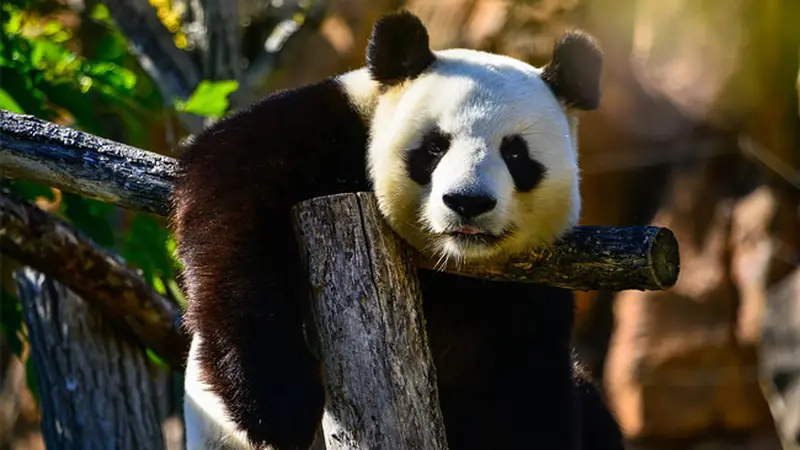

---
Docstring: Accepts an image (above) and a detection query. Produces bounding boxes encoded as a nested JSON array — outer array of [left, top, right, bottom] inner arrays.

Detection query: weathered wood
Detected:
[[1, 109, 680, 290], [14, 268, 173, 450], [0, 110, 177, 216], [292, 192, 449, 450], [0, 188, 188, 369], [414, 225, 680, 291]]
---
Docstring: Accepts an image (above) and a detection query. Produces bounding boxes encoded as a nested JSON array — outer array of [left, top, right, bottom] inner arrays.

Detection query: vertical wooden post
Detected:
[[292, 192, 449, 450]]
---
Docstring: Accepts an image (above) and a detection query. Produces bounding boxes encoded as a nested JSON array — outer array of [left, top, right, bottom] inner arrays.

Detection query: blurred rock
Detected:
[[603, 161, 778, 440]]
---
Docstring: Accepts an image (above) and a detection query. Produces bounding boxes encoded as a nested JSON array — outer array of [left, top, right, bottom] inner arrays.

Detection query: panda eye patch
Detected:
[[500, 134, 546, 193], [406, 128, 451, 185]]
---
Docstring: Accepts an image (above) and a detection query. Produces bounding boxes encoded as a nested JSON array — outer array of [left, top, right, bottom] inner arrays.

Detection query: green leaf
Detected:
[[0, 67, 51, 120], [0, 88, 23, 112], [122, 214, 175, 285], [28, 39, 64, 69], [61, 193, 116, 249], [88, 62, 137, 91], [0, 289, 24, 358], [167, 278, 186, 309], [25, 356, 39, 405], [7, 179, 55, 203], [89, 3, 113, 24], [175, 80, 239, 118], [2, 6, 23, 35], [146, 348, 168, 368]]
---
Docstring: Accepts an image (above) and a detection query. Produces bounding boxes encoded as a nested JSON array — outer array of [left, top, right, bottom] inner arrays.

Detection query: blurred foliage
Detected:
[[175, 80, 240, 118], [149, 0, 190, 49], [0, 0, 239, 390]]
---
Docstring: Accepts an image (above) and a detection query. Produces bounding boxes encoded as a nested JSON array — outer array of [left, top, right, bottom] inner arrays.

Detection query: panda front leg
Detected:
[[495, 285, 583, 450], [179, 208, 326, 450], [421, 275, 581, 449]]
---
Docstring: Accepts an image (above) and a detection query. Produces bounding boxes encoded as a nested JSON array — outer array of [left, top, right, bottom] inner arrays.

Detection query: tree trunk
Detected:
[[14, 268, 174, 450]]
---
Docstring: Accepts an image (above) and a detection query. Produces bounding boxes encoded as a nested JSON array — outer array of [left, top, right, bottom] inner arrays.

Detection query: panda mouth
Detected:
[[445, 227, 508, 245]]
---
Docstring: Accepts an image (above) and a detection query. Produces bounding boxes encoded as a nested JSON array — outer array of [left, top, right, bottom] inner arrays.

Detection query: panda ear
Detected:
[[366, 10, 436, 87], [541, 30, 603, 110]]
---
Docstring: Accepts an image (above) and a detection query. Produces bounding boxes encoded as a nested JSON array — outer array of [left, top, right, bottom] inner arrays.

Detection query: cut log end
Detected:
[[648, 226, 680, 290]]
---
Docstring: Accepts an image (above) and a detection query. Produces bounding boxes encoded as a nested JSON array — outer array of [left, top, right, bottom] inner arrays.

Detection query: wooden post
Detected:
[[292, 192, 449, 450]]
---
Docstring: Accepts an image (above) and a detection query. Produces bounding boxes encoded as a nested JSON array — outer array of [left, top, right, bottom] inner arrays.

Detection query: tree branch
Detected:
[[0, 109, 681, 291], [0, 110, 177, 216], [101, 0, 201, 100], [191, 0, 242, 81], [232, 2, 328, 107], [0, 188, 188, 369], [100, 0, 205, 133]]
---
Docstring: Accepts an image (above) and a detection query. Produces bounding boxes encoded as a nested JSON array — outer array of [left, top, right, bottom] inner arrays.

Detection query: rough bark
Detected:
[[14, 268, 172, 450], [292, 192, 449, 450], [414, 224, 679, 291], [0, 110, 178, 216], [0, 189, 188, 369], [190, 0, 241, 81]]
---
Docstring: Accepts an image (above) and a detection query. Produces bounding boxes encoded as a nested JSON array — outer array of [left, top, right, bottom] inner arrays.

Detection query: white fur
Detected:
[[364, 48, 581, 263], [184, 335, 254, 450]]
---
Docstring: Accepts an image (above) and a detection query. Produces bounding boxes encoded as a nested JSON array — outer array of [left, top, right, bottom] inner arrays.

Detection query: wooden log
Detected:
[[292, 192, 449, 450], [0, 188, 188, 369], [1, 109, 680, 291], [14, 268, 174, 450], [0, 110, 178, 216], [414, 225, 680, 291]]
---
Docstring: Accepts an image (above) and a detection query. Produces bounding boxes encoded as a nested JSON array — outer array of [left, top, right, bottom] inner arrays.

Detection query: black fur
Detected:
[[366, 10, 437, 86], [173, 78, 370, 449], [172, 11, 623, 450], [405, 127, 451, 185], [541, 30, 603, 110], [500, 134, 547, 192]]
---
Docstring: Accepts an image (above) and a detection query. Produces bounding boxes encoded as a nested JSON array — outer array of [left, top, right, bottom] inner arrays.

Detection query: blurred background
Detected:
[[0, 0, 798, 449]]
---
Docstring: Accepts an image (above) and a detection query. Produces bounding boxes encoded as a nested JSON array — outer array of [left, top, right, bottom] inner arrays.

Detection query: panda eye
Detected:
[[405, 128, 451, 186], [425, 133, 450, 155], [500, 134, 547, 193], [500, 135, 527, 160]]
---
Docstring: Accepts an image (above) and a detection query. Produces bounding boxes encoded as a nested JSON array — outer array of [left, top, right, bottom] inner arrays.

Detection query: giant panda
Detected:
[[172, 10, 624, 450]]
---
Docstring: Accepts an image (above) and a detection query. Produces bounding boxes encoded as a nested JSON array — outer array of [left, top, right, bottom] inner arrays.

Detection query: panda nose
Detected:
[[442, 193, 497, 218]]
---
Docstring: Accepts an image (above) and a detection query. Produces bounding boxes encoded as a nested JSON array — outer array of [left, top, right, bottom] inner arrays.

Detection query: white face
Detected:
[[358, 49, 581, 263]]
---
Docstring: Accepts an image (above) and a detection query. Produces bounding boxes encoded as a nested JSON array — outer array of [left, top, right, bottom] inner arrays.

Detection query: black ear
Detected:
[[541, 30, 603, 110], [366, 10, 436, 86]]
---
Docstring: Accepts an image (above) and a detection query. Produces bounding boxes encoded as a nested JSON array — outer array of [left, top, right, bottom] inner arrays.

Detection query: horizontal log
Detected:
[[0, 110, 177, 216], [413, 225, 679, 291]]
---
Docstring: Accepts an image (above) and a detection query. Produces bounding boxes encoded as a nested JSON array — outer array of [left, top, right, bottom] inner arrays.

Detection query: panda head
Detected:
[[361, 10, 603, 263]]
